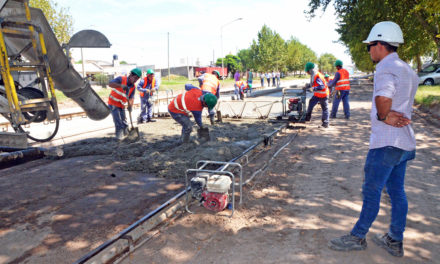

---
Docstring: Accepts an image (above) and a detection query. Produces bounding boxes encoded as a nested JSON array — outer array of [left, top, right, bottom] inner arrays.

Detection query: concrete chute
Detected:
[[0, 0, 110, 146]]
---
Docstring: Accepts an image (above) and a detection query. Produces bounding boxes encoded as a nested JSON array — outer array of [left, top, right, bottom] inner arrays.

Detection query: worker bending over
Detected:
[[235, 79, 247, 100], [168, 85, 218, 144], [304, 62, 330, 128], [198, 70, 221, 124], [328, 60, 351, 119], [108, 68, 141, 139], [137, 69, 159, 123]]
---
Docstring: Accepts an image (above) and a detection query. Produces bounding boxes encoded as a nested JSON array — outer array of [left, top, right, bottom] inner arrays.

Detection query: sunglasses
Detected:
[[366, 42, 379, 52]]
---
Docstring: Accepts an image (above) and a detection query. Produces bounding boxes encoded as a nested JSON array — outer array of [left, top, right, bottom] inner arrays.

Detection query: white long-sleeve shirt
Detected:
[[370, 52, 418, 151]]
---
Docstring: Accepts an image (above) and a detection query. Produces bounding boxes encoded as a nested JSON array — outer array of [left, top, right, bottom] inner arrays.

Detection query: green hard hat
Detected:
[[334, 60, 343, 67], [130, 68, 142, 78], [147, 69, 154, 75], [305, 62, 315, 72], [325, 74, 330, 78], [203, 93, 218, 110], [212, 70, 220, 78]]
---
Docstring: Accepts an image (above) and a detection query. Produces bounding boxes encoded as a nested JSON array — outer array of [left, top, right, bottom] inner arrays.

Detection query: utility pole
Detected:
[[167, 32, 170, 81], [187, 56, 190, 79]]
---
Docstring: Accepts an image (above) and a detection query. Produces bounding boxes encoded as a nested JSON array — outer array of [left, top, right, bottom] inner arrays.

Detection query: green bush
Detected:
[[95, 73, 110, 87]]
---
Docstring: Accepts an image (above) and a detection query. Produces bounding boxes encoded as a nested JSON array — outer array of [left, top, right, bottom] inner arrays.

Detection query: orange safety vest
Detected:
[[108, 76, 135, 108], [235, 80, 246, 90], [313, 72, 329, 98], [335, 68, 350, 91], [168, 88, 203, 116], [201, 73, 219, 95], [139, 76, 156, 97]]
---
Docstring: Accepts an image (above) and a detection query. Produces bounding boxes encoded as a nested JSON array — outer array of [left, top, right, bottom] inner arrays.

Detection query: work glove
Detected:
[[121, 84, 128, 92], [336, 90, 341, 99]]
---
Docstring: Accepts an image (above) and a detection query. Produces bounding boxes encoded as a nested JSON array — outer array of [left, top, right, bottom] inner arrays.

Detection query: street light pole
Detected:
[[221, 18, 243, 80]]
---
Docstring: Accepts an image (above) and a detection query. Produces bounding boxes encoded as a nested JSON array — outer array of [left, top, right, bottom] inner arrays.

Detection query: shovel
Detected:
[[197, 127, 210, 142], [126, 105, 140, 140]]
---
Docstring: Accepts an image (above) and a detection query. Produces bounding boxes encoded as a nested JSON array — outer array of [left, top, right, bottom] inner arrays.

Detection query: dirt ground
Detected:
[[0, 116, 279, 263], [119, 83, 440, 264]]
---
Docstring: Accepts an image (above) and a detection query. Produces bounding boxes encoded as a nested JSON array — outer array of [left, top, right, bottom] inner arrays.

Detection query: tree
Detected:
[[237, 48, 255, 71], [250, 25, 287, 72], [216, 55, 242, 76], [318, 53, 337, 73], [30, 0, 74, 44], [306, 0, 440, 71], [286, 37, 318, 75]]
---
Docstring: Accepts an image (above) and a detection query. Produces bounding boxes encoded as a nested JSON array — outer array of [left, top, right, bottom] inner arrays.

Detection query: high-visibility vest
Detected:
[[139, 76, 156, 97], [108, 76, 135, 108], [335, 68, 350, 91], [201, 73, 219, 95], [313, 72, 329, 98], [235, 80, 246, 91], [168, 88, 203, 115]]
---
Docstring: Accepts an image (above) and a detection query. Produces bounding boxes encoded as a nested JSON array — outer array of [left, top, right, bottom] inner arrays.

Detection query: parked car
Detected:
[[418, 63, 440, 76], [419, 67, 440, 86]]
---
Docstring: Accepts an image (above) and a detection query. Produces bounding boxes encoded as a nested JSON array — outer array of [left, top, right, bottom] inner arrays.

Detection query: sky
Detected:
[[56, 0, 353, 69]]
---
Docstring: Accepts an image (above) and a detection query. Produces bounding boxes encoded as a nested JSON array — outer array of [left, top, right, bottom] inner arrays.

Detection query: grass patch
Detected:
[[415, 85, 440, 107]]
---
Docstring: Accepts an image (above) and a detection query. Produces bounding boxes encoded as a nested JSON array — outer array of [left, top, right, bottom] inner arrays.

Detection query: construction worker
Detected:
[[168, 85, 218, 144], [137, 69, 159, 123], [304, 62, 330, 128], [199, 70, 221, 124], [328, 21, 418, 258], [108, 68, 142, 139], [235, 79, 247, 100], [328, 60, 351, 119], [324, 74, 331, 84], [196, 70, 205, 86]]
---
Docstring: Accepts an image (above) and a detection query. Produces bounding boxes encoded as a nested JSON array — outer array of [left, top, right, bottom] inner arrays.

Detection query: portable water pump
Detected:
[[287, 97, 303, 113], [276, 87, 307, 123], [191, 173, 232, 212]]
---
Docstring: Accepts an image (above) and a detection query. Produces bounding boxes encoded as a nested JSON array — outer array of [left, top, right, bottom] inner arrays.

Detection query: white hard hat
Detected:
[[363, 21, 404, 47]]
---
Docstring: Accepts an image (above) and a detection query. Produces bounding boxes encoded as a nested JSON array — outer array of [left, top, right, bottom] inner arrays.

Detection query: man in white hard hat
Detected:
[[328, 21, 419, 258]]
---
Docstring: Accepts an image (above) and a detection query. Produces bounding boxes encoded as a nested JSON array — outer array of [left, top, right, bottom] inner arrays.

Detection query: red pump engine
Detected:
[[202, 191, 228, 212], [191, 174, 232, 212]]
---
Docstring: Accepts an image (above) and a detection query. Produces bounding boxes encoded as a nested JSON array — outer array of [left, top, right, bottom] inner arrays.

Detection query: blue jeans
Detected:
[[234, 84, 240, 99], [351, 146, 416, 241], [169, 111, 192, 141], [331, 90, 350, 118], [109, 104, 128, 134], [306, 96, 329, 125], [261, 78, 264, 87], [140, 97, 153, 121]]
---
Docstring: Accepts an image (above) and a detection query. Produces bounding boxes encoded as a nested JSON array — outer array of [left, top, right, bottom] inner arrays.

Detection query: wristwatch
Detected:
[[376, 113, 387, 121]]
